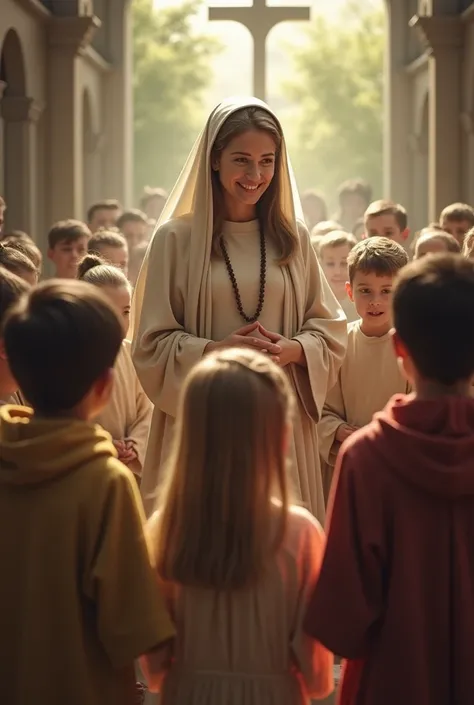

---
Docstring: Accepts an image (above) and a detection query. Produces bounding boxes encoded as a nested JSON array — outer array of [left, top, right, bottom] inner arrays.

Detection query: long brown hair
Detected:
[[211, 107, 298, 264], [150, 348, 294, 590]]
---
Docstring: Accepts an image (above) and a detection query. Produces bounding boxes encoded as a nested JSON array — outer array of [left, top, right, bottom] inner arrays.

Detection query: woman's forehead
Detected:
[[223, 129, 277, 155]]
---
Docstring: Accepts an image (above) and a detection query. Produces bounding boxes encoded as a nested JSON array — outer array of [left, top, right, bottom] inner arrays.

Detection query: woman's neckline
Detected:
[[222, 219, 260, 235]]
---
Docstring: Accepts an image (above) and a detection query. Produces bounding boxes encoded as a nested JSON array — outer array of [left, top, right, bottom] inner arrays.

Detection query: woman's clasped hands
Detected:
[[206, 322, 303, 367]]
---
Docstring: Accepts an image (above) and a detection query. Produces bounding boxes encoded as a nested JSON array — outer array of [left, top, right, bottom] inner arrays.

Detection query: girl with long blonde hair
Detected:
[[132, 97, 347, 522], [141, 348, 333, 705]]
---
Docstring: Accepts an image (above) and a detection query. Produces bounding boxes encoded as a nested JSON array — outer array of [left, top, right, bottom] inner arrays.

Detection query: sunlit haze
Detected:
[[152, 0, 367, 112]]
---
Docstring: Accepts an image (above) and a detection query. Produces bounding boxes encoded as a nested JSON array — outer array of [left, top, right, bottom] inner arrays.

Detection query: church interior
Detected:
[[0, 0, 132, 254], [2, 0, 474, 241]]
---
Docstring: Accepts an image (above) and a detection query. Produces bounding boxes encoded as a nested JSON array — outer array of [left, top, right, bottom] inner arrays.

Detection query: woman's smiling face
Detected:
[[214, 129, 277, 221]]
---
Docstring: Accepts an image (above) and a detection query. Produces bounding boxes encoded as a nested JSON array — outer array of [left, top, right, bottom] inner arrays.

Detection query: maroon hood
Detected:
[[368, 394, 474, 498]]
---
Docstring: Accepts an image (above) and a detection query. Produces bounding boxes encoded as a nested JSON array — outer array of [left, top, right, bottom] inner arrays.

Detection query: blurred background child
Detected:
[[317, 231, 358, 323], [78, 254, 152, 482], [439, 202, 474, 248], [414, 230, 460, 259], [88, 230, 129, 275]]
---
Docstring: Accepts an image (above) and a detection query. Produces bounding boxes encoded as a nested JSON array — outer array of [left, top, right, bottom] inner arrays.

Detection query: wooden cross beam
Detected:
[[208, 0, 311, 101]]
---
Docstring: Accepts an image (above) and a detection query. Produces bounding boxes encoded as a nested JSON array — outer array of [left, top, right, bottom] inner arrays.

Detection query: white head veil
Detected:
[[131, 96, 306, 339]]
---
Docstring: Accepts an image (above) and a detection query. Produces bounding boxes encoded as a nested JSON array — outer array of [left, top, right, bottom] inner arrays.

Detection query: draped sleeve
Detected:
[[132, 217, 212, 418], [289, 223, 347, 423], [318, 377, 347, 465]]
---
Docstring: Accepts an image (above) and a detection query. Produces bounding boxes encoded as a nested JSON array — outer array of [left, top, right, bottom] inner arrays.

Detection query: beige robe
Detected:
[[150, 505, 333, 705], [95, 340, 152, 477], [319, 319, 409, 476], [133, 217, 347, 521]]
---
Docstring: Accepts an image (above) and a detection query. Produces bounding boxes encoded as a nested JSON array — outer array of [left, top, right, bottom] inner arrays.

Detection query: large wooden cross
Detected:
[[208, 0, 311, 102]]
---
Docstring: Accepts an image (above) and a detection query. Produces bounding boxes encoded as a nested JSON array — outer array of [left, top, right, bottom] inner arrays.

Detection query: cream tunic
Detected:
[[319, 319, 410, 467], [95, 340, 152, 477], [152, 506, 333, 705], [133, 217, 347, 521]]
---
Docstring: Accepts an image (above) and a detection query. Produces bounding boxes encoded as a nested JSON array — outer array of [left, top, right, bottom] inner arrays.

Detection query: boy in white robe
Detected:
[[319, 237, 409, 498], [316, 231, 359, 324]]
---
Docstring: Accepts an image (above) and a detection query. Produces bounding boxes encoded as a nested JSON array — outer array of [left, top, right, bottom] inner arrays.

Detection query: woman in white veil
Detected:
[[132, 96, 347, 521]]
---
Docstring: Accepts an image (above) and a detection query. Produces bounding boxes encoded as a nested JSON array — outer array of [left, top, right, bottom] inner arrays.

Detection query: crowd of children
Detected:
[[1, 184, 474, 705]]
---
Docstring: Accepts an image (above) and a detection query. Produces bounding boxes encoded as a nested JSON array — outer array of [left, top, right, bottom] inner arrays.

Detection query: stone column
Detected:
[[102, 0, 133, 206], [460, 111, 474, 204], [384, 0, 411, 207], [1, 97, 43, 238], [83, 130, 105, 217], [408, 131, 429, 232], [411, 15, 463, 221], [47, 15, 99, 224]]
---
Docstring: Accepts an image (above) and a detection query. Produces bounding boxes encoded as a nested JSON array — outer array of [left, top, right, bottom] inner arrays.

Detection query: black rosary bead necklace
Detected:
[[219, 228, 267, 324]]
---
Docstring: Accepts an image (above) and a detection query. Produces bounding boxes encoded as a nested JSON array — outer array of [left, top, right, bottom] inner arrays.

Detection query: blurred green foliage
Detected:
[[133, 0, 221, 199]]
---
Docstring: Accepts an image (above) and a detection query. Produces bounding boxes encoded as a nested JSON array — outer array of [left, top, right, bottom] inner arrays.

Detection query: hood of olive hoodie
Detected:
[[369, 394, 474, 498], [0, 405, 117, 485]]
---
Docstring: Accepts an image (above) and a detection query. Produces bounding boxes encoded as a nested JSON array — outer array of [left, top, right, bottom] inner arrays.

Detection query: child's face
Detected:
[[97, 245, 129, 276], [441, 218, 471, 247], [366, 214, 408, 246], [122, 221, 147, 249], [347, 270, 395, 336], [89, 207, 120, 233], [48, 236, 88, 278], [101, 284, 131, 337], [320, 245, 351, 301]]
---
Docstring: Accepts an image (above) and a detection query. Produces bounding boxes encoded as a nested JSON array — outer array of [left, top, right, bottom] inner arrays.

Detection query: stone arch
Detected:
[[0, 29, 28, 228], [0, 28, 27, 98]]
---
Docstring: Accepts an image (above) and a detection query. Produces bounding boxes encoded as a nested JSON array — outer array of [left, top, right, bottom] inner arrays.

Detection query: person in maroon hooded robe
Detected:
[[304, 254, 474, 705]]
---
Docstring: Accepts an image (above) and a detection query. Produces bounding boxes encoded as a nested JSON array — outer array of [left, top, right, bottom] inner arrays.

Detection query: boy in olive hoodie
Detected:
[[0, 280, 175, 705]]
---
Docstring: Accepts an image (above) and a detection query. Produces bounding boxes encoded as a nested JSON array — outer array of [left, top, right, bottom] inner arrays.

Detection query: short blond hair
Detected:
[[88, 229, 127, 259], [318, 230, 357, 258], [348, 236, 408, 284], [364, 199, 408, 232], [440, 202, 474, 227], [311, 220, 342, 239], [414, 232, 461, 259]]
